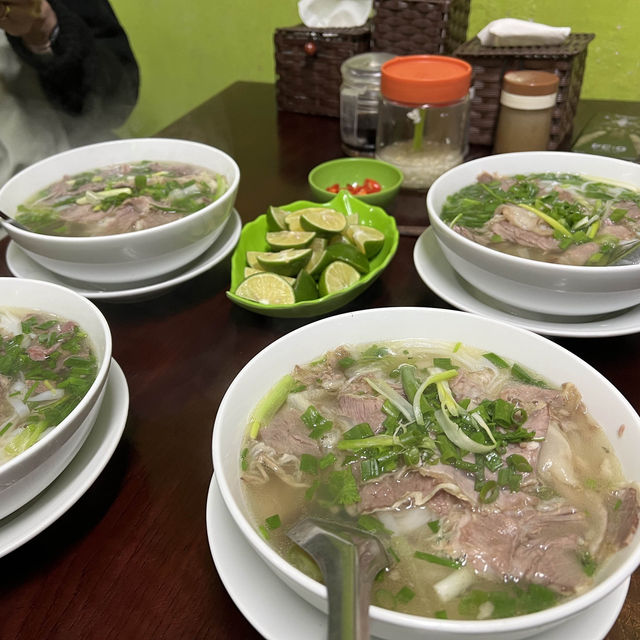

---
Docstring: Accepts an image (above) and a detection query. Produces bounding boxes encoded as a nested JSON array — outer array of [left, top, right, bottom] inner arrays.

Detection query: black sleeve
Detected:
[[7, 0, 139, 130]]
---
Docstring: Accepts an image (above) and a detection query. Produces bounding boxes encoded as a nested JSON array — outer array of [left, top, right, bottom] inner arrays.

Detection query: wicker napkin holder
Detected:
[[371, 0, 470, 55], [453, 33, 595, 149], [274, 24, 371, 117]]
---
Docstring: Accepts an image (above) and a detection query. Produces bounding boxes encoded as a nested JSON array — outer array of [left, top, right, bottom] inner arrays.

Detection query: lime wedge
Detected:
[[318, 260, 361, 296], [293, 269, 319, 302], [244, 266, 294, 284], [304, 237, 329, 275], [266, 206, 289, 231], [325, 243, 369, 274], [300, 207, 347, 235], [345, 225, 385, 258], [285, 211, 304, 231], [246, 251, 273, 268], [244, 266, 264, 278], [256, 248, 312, 276], [235, 272, 296, 305], [266, 230, 316, 250], [329, 234, 351, 246]]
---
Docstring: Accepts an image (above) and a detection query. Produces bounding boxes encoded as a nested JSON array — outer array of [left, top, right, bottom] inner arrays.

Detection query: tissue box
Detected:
[[371, 0, 470, 56], [274, 24, 371, 117], [453, 33, 595, 148]]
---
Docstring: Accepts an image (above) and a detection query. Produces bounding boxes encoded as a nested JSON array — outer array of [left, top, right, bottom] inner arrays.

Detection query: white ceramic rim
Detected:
[[0, 137, 240, 245], [0, 278, 112, 475], [212, 306, 640, 635], [426, 151, 640, 279]]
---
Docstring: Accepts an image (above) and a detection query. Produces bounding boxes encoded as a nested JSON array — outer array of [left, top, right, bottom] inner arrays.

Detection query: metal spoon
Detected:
[[287, 518, 390, 640], [0, 209, 30, 232], [608, 239, 640, 265]]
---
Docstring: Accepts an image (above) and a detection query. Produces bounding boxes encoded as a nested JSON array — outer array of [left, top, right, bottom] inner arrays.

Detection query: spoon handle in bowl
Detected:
[[288, 518, 389, 640]]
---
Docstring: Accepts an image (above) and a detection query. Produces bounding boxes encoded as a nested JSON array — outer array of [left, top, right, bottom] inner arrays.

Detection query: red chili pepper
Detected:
[[326, 178, 384, 195], [364, 178, 382, 193]]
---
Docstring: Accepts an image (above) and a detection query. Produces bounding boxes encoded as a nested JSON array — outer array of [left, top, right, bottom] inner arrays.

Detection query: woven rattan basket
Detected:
[[371, 0, 470, 55], [274, 24, 371, 117], [453, 33, 595, 148]]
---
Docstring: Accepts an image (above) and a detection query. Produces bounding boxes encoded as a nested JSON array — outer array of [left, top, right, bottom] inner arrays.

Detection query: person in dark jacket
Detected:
[[0, 0, 139, 183]]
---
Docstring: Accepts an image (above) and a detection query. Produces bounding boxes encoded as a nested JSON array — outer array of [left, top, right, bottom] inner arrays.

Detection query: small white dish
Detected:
[[0, 359, 128, 558], [206, 474, 629, 640], [414, 228, 640, 338], [6, 209, 241, 302]]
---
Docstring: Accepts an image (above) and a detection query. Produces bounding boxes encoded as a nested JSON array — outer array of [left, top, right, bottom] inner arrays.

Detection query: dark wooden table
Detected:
[[1, 82, 638, 639]]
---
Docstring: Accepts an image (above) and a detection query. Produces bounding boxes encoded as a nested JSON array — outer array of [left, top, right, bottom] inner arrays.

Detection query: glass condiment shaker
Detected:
[[375, 55, 472, 190], [493, 70, 559, 154], [340, 51, 395, 157]]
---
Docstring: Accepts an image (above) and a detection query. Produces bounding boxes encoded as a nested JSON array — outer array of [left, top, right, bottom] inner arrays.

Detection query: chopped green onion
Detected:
[[435, 410, 496, 454], [483, 352, 509, 368], [319, 453, 336, 469], [414, 551, 462, 569], [478, 480, 499, 504], [396, 586, 416, 604], [366, 377, 414, 422], [249, 374, 297, 438], [343, 423, 374, 440], [265, 514, 281, 530], [300, 453, 318, 475]]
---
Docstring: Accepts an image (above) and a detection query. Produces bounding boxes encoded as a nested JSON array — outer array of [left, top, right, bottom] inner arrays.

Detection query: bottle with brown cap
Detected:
[[493, 70, 559, 153]]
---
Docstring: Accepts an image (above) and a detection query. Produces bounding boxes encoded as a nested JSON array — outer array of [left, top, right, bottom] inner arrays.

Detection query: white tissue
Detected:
[[477, 18, 571, 47], [298, 0, 373, 29]]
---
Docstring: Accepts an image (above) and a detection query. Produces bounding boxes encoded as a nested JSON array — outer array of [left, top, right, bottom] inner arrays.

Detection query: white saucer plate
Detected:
[[206, 474, 629, 640], [0, 359, 128, 558], [414, 228, 640, 338], [6, 209, 242, 302]]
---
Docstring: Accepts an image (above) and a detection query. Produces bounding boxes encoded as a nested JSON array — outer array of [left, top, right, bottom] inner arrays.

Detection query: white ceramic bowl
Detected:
[[426, 152, 640, 317], [212, 307, 640, 640], [0, 278, 112, 518], [0, 138, 240, 285]]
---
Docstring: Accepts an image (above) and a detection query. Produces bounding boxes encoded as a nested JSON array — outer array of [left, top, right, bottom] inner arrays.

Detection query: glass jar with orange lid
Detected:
[[375, 55, 472, 190]]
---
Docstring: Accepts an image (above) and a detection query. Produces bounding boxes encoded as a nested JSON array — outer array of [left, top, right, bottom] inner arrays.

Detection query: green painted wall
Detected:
[[110, 1, 640, 138]]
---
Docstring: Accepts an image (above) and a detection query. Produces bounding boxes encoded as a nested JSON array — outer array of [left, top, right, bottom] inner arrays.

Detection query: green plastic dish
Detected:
[[227, 191, 399, 318], [308, 157, 403, 208]]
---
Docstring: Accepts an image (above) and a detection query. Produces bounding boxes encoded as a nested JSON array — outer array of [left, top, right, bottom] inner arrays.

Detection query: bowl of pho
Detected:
[[426, 152, 640, 317], [0, 138, 240, 286], [0, 278, 112, 519], [212, 307, 640, 640]]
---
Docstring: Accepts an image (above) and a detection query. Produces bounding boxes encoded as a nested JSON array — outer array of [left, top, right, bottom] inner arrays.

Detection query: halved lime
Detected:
[[246, 251, 273, 268], [345, 225, 385, 258], [266, 230, 316, 250], [300, 208, 347, 235], [318, 260, 361, 297], [235, 272, 295, 305], [256, 248, 312, 276], [266, 206, 289, 231], [325, 243, 369, 274], [293, 269, 319, 302]]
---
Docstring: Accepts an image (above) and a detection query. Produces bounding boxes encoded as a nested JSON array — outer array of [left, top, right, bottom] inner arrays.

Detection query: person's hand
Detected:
[[0, 0, 57, 52]]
